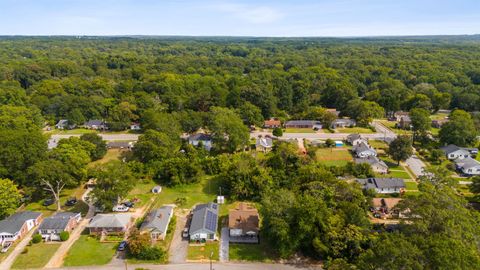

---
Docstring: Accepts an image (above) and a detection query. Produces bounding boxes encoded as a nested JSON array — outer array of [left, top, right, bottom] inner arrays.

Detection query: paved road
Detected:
[[169, 213, 188, 264], [51, 262, 321, 270], [220, 227, 229, 262], [45, 189, 95, 268], [0, 226, 37, 270]]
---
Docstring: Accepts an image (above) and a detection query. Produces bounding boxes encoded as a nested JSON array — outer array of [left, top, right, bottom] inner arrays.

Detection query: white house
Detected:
[[0, 211, 42, 246], [357, 178, 405, 194], [441, 145, 474, 160], [130, 122, 141, 131], [189, 203, 218, 242], [188, 133, 213, 151], [346, 134, 368, 146], [455, 157, 480, 176], [353, 142, 377, 158], [256, 137, 273, 153]]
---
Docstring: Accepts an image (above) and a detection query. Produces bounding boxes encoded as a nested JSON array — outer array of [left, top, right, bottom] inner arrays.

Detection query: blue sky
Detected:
[[0, 0, 479, 36]]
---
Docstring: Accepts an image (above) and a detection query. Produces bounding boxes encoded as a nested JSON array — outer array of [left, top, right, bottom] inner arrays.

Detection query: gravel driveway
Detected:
[[169, 214, 188, 264], [220, 227, 229, 262]]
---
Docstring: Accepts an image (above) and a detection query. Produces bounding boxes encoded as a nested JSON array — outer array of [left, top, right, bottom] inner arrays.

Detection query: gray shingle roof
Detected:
[[39, 212, 80, 231], [0, 211, 42, 234], [354, 156, 388, 168], [85, 120, 105, 126], [88, 214, 131, 229], [189, 133, 212, 142], [357, 178, 405, 190], [455, 157, 480, 170], [140, 206, 173, 234], [441, 144, 464, 155], [285, 120, 322, 126], [256, 137, 273, 148], [353, 142, 376, 154], [346, 133, 362, 143], [189, 203, 218, 235]]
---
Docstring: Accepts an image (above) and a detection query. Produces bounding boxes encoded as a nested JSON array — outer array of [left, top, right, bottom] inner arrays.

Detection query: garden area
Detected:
[[63, 234, 118, 266], [316, 147, 353, 166], [12, 243, 60, 269], [187, 242, 219, 261]]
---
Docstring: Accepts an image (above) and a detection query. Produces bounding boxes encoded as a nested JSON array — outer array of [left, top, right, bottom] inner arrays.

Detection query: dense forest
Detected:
[[1, 37, 480, 269]]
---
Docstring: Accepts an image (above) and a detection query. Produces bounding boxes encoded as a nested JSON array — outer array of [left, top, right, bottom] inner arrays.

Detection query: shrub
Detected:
[[32, 234, 42, 244], [59, 231, 70, 241], [137, 246, 166, 260], [21, 248, 28, 254], [272, 127, 283, 137]]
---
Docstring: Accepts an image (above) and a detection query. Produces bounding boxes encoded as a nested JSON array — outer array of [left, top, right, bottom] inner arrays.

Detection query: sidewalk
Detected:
[[0, 227, 36, 270]]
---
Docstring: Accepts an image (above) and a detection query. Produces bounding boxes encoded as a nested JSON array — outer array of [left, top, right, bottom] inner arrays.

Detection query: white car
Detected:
[[1, 242, 12, 253], [112, 205, 130, 212]]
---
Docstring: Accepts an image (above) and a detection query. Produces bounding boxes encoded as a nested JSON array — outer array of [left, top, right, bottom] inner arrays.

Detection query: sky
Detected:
[[0, 0, 479, 37]]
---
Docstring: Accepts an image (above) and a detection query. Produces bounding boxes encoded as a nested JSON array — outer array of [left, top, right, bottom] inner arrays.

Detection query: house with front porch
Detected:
[[189, 203, 218, 242], [38, 212, 81, 241], [0, 211, 42, 246], [87, 214, 132, 235], [140, 206, 173, 241]]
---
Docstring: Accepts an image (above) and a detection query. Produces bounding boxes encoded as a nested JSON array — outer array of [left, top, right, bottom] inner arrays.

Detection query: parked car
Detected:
[[65, 197, 77, 206], [182, 228, 189, 238], [1, 242, 12, 253], [123, 201, 134, 208], [112, 205, 130, 212], [118, 241, 127, 251], [43, 198, 55, 206]]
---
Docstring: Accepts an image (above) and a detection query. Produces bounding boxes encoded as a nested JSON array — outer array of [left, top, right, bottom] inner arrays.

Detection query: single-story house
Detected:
[[455, 157, 480, 176], [189, 203, 218, 242], [0, 211, 42, 245], [431, 119, 449, 128], [393, 111, 409, 122], [130, 122, 141, 130], [87, 214, 132, 235], [284, 120, 322, 130], [256, 137, 273, 153], [355, 156, 389, 174], [441, 144, 477, 160], [330, 118, 356, 129], [140, 206, 173, 241], [107, 141, 134, 150], [326, 108, 341, 117], [372, 198, 403, 212], [357, 178, 405, 194], [38, 212, 81, 241], [397, 115, 412, 129], [263, 118, 281, 128], [228, 203, 259, 243], [346, 134, 368, 146], [352, 142, 377, 158], [84, 120, 108, 130], [188, 133, 213, 151], [55, 119, 69, 129]]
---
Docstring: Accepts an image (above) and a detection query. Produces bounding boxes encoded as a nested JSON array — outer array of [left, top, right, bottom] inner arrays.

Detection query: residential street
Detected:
[[44, 188, 95, 268], [169, 213, 188, 264], [51, 262, 321, 270], [0, 226, 36, 270], [220, 227, 229, 262]]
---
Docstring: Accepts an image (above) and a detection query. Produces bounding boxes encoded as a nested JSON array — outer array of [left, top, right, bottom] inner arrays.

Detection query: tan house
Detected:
[[228, 203, 259, 243], [264, 118, 281, 128], [87, 214, 132, 235]]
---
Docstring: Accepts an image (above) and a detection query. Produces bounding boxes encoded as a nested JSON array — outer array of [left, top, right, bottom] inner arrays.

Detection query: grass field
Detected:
[[378, 120, 413, 135], [430, 112, 449, 120], [88, 149, 125, 168], [24, 185, 89, 217], [229, 242, 276, 262], [187, 242, 219, 261], [63, 235, 118, 266], [152, 177, 221, 210], [12, 243, 61, 269], [369, 140, 388, 150], [284, 128, 315, 133], [404, 181, 419, 191], [316, 147, 353, 166], [337, 127, 374, 134]]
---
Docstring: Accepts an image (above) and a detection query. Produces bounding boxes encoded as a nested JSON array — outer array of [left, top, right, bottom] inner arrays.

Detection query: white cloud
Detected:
[[214, 2, 284, 24]]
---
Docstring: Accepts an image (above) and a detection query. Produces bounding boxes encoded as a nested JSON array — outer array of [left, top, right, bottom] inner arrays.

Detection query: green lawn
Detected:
[[404, 181, 419, 191], [378, 120, 413, 135], [316, 147, 353, 166], [12, 243, 60, 269], [46, 128, 97, 135], [88, 149, 124, 168], [369, 140, 388, 150], [153, 177, 220, 210], [383, 170, 412, 180], [284, 128, 315, 133], [430, 112, 449, 121], [24, 185, 88, 217], [337, 127, 374, 134], [229, 242, 276, 262], [187, 242, 219, 261], [63, 235, 118, 266]]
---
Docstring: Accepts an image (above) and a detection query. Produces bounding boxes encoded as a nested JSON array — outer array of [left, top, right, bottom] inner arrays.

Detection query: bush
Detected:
[[272, 127, 283, 137], [32, 234, 42, 244], [21, 248, 28, 254], [137, 246, 166, 260], [59, 231, 70, 241]]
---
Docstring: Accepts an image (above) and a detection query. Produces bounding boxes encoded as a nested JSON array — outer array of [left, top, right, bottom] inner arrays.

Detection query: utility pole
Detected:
[[210, 251, 214, 270]]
